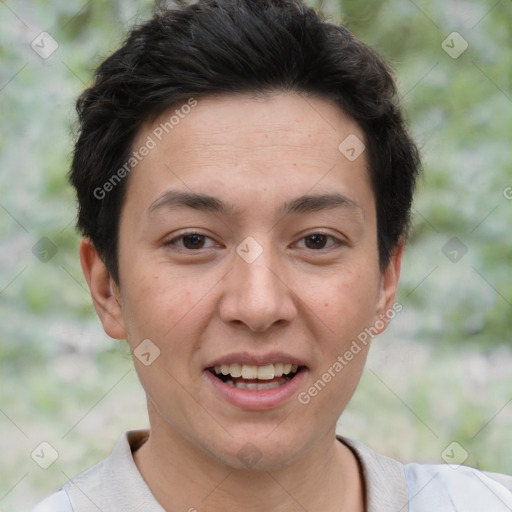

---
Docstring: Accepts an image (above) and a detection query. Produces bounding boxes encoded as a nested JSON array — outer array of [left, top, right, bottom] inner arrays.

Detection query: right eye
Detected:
[[165, 232, 217, 251]]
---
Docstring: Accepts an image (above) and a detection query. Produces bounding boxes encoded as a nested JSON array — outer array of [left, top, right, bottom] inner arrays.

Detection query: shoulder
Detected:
[[340, 436, 512, 511], [30, 490, 73, 512], [30, 430, 147, 512], [31, 430, 162, 512], [405, 462, 512, 511]]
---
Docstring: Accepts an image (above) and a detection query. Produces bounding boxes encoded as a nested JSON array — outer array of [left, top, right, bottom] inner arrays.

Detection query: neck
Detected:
[[134, 408, 364, 511]]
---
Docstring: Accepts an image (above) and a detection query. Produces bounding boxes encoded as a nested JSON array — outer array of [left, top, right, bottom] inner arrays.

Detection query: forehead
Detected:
[[153, 91, 364, 152], [124, 92, 372, 220]]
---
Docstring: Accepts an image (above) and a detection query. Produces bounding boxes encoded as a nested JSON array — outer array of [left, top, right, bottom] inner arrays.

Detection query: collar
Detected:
[[63, 430, 164, 511], [63, 430, 409, 511], [339, 436, 409, 512]]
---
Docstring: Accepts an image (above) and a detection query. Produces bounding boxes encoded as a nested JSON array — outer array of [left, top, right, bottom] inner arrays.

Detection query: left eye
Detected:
[[167, 233, 216, 250], [296, 233, 340, 250]]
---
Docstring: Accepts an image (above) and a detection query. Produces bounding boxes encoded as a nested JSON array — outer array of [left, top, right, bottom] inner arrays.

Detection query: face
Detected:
[[83, 92, 401, 471]]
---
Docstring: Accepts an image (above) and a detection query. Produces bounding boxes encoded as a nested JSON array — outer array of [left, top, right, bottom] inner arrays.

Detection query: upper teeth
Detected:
[[213, 363, 299, 380]]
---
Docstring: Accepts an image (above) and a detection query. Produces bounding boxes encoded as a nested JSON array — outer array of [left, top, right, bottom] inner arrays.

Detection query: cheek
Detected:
[[119, 264, 217, 357], [119, 270, 180, 342], [312, 267, 380, 343], [303, 275, 374, 412]]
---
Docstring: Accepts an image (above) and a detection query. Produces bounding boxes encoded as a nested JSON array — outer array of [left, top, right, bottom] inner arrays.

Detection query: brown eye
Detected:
[[294, 233, 342, 251], [304, 234, 329, 249], [167, 232, 216, 251], [182, 233, 206, 249]]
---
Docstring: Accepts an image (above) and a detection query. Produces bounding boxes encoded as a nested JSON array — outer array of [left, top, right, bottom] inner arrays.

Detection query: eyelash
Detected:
[[166, 232, 218, 251], [295, 232, 342, 250], [166, 231, 343, 252]]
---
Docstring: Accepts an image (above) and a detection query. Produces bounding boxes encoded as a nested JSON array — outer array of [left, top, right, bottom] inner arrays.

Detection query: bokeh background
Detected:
[[0, 0, 510, 509]]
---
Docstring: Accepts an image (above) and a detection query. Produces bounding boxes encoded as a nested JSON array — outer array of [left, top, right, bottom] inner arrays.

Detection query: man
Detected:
[[33, 0, 512, 510]]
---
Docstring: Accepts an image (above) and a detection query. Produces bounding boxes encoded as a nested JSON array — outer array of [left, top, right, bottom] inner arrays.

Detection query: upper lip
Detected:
[[205, 352, 307, 369]]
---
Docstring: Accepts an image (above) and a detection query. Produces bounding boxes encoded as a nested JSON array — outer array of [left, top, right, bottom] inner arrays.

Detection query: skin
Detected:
[[80, 92, 403, 511]]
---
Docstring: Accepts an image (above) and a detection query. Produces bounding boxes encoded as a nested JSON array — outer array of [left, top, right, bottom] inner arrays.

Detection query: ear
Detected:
[[79, 237, 127, 340], [373, 242, 404, 334]]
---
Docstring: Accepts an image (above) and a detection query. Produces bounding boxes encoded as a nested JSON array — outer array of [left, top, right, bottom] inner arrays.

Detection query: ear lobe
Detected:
[[79, 238, 127, 340], [374, 243, 404, 333]]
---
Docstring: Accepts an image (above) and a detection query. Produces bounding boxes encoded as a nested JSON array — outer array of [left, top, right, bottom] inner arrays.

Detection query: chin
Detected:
[[199, 423, 319, 472]]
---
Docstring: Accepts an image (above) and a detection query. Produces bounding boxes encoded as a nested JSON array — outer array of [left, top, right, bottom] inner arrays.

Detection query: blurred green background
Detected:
[[0, 0, 510, 509]]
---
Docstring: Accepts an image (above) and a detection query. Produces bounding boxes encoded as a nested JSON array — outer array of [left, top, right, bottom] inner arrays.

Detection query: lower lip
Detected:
[[203, 368, 307, 411]]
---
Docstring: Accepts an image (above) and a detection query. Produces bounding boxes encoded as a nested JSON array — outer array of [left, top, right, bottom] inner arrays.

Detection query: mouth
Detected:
[[208, 362, 302, 390]]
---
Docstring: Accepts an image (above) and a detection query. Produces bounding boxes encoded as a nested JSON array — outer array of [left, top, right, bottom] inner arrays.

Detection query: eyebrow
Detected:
[[147, 190, 362, 217], [148, 191, 235, 215], [281, 192, 361, 216]]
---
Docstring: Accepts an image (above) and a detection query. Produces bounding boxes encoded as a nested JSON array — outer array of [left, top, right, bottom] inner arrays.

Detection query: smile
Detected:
[[209, 363, 300, 390]]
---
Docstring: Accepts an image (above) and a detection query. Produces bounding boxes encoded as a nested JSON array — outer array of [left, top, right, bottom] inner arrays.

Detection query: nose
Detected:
[[218, 242, 297, 332]]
